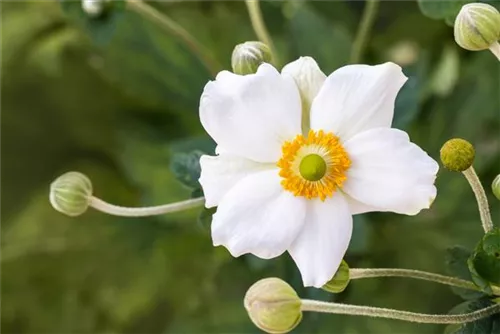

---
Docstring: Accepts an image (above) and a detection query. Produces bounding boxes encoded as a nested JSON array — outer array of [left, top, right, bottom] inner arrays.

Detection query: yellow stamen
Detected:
[[277, 130, 351, 201]]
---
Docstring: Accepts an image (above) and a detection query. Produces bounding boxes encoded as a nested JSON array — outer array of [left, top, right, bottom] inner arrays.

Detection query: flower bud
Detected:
[[50, 171, 93, 217], [244, 278, 302, 334], [492, 174, 500, 200], [231, 41, 272, 75], [440, 138, 475, 172], [454, 3, 500, 51], [322, 260, 350, 293], [82, 0, 107, 18]]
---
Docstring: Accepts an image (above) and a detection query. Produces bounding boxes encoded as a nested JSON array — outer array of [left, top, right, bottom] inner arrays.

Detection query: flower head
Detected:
[[198, 57, 439, 287], [454, 3, 500, 51]]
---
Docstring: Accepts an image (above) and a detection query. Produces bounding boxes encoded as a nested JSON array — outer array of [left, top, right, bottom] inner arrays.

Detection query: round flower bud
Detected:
[[82, 0, 108, 18], [454, 3, 500, 51], [50, 171, 93, 217], [440, 138, 475, 172], [244, 278, 302, 334], [322, 260, 350, 293], [231, 41, 272, 75], [492, 174, 500, 200]]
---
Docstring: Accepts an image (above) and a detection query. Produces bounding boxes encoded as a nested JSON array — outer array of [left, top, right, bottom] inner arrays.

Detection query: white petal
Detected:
[[199, 154, 273, 208], [343, 128, 439, 215], [212, 169, 307, 259], [310, 62, 407, 141], [200, 64, 302, 162], [288, 194, 353, 288], [282, 57, 326, 132]]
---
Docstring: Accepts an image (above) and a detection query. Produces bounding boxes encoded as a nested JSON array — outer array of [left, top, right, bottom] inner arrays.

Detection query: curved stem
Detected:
[[89, 196, 205, 217], [301, 299, 500, 324], [245, 0, 279, 67], [462, 167, 494, 232], [489, 42, 500, 61], [351, 268, 473, 290], [127, 0, 222, 77], [350, 0, 379, 63]]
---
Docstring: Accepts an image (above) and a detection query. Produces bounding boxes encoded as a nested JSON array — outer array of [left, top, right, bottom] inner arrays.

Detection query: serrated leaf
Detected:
[[446, 246, 486, 300], [470, 228, 500, 286], [170, 150, 204, 190], [449, 298, 500, 334]]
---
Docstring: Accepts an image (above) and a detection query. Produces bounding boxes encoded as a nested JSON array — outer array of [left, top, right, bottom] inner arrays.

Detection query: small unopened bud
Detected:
[[322, 260, 350, 293], [440, 138, 475, 172], [454, 3, 500, 51], [492, 175, 500, 200], [82, 0, 106, 18], [50, 172, 93, 217], [244, 278, 302, 334], [231, 41, 272, 75]]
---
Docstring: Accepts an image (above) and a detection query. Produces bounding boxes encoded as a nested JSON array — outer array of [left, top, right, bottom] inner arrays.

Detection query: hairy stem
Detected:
[[245, 0, 279, 66], [127, 0, 222, 76], [301, 300, 500, 324], [350, 0, 379, 63], [89, 196, 205, 217], [350, 268, 500, 295], [463, 167, 494, 232]]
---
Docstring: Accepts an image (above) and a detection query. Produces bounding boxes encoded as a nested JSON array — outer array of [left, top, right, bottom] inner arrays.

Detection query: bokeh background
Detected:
[[2, 1, 500, 333]]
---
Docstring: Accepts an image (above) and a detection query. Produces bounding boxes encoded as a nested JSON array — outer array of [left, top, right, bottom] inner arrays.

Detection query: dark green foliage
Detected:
[[2, 1, 500, 333]]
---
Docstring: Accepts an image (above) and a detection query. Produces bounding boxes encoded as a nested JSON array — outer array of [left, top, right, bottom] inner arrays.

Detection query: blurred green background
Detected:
[[2, 1, 500, 333]]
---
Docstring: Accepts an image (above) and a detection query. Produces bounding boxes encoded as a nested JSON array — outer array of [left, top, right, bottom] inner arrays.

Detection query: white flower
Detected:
[[198, 56, 439, 288]]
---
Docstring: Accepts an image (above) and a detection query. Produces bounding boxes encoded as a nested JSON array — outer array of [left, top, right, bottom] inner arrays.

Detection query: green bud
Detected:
[[231, 41, 272, 75], [454, 3, 500, 51], [322, 260, 350, 293], [244, 278, 302, 334], [440, 138, 475, 172], [492, 175, 500, 200], [50, 171, 93, 217]]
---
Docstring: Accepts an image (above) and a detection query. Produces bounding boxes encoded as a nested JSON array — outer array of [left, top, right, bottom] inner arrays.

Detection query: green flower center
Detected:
[[299, 154, 326, 181]]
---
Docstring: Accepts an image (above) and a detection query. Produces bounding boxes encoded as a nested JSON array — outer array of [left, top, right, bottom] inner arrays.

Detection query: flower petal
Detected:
[[310, 62, 407, 141], [343, 128, 439, 215], [200, 64, 302, 162], [199, 154, 272, 208], [288, 194, 353, 288], [282, 57, 326, 133], [212, 169, 307, 259]]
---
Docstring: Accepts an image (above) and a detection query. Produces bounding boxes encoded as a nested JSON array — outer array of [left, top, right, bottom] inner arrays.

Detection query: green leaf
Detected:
[[417, 0, 469, 25], [197, 206, 216, 233], [170, 150, 204, 191], [470, 228, 500, 287], [446, 246, 486, 300], [448, 298, 500, 334], [60, 0, 125, 46]]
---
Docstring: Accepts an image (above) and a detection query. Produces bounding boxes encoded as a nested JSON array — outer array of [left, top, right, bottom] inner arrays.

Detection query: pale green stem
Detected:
[[350, 268, 500, 295], [462, 167, 494, 232], [350, 0, 379, 63], [245, 0, 279, 67], [89, 196, 205, 217], [301, 299, 500, 324], [127, 0, 222, 77], [489, 42, 500, 61]]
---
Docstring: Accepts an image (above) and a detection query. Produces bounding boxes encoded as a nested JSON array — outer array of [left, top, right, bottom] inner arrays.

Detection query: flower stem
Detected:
[[462, 167, 494, 232], [350, 268, 500, 295], [300, 299, 500, 324], [489, 42, 500, 61], [245, 0, 279, 67], [350, 0, 379, 63], [127, 0, 222, 77], [89, 196, 205, 217]]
